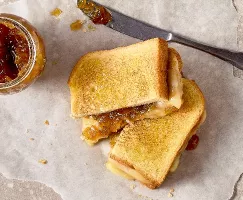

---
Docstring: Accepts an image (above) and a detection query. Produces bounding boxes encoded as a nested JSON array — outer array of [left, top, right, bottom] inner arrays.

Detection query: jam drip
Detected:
[[186, 134, 199, 150], [0, 23, 29, 83]]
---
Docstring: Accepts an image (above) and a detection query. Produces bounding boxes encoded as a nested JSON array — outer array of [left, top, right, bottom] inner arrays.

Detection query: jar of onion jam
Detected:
[[0, 13, 46, 94]]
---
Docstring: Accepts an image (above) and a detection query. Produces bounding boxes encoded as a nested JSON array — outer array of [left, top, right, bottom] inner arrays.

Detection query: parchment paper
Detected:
[[0, 0, 242, 200]]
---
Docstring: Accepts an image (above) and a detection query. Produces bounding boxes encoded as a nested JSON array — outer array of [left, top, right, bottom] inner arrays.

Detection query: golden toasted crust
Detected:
[[110, 78, 205, 188], [68, 38, 169, 117]]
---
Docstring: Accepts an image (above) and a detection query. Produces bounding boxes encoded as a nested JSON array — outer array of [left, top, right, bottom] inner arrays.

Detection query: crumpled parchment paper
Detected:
[[0, 0, 242, 200]]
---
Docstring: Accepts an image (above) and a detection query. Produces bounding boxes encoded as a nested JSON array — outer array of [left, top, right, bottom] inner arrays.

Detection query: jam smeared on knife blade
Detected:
[[186, 134, 199, 150], [77, 0, 112, 25], [0, 23, 29, 83]]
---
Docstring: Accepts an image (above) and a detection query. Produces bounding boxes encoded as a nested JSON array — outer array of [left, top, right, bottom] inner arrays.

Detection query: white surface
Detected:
[[0, 0, 242, 200]]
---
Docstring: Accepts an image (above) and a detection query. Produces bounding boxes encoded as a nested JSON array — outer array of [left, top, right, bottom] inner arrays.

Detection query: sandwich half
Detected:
[[68, 38, 183, 144], [106, 78, 206, 189]]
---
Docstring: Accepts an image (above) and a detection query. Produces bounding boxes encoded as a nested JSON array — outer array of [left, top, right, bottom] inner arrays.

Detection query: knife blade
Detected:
[[78, 1, 243, 70], [106, 8, 173, 41]]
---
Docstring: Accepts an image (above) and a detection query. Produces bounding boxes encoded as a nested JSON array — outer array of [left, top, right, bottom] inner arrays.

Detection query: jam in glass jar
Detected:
[[0, 13, 46, 94]]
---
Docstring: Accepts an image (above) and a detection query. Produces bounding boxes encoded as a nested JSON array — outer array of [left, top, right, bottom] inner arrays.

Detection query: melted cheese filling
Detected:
[[107, 158, 151, 185], [106, 111, 206, 183], [169, 154, 181, 173], [168, 67, 183, 109]]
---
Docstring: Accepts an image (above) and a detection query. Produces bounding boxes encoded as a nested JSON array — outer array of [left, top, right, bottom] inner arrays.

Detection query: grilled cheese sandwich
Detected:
[[68, 38, 207, 189]]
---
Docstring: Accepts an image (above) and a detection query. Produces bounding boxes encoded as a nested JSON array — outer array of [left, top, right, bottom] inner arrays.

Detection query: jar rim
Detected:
[[0, 16, 36, 89]]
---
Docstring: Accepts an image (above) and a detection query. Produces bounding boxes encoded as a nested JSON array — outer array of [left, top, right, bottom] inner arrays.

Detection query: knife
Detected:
[[78, 1, 243, 70]]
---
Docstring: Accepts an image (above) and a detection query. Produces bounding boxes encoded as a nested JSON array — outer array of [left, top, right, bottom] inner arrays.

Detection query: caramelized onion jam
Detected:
[[0, 23, 29, 83], [0, 14, 46, 95], [83, 104, 151, 142], [77, 0, 112, 25], [186, 134, 199, 150]]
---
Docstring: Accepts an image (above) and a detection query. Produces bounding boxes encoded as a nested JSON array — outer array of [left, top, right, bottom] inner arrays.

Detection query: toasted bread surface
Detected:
[[110, 78, 205, 188], [68, 38, 168, 117]]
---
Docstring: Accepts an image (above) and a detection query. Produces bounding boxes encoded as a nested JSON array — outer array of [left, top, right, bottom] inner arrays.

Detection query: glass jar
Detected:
[[0, 13, 46, 95]]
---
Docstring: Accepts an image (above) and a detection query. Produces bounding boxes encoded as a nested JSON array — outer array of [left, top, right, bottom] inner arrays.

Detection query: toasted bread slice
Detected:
[[81, 48, 183, 145], [108, 78, 205, 189], [68, 38, 168, 117]]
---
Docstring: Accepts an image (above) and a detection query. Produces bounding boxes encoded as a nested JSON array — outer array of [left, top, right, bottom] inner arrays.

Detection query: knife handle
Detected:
[[171, 34, 243, 70]]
